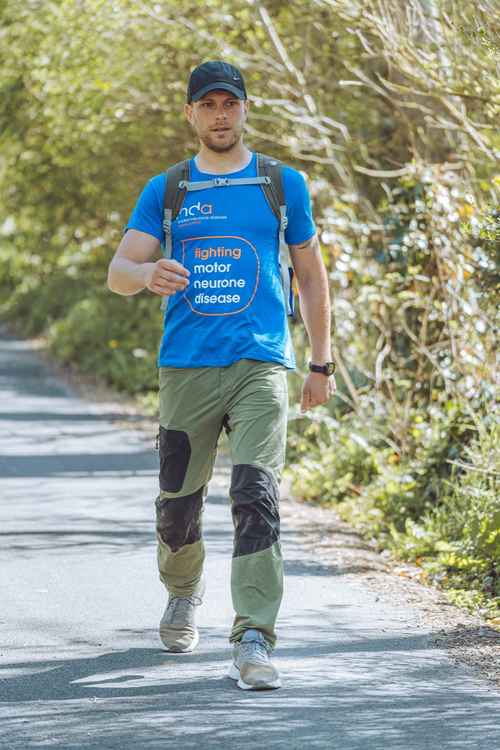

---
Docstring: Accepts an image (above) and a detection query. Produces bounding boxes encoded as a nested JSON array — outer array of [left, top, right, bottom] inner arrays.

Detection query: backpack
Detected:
[[161, 153, 295, 317]]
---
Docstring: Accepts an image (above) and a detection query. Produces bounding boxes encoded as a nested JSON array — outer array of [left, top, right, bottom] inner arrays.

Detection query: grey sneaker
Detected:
[[228, 629, 281, 690], [159, 578, 205, 653]]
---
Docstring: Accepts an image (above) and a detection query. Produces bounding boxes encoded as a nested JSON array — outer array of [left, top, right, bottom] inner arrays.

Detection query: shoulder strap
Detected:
[[164, 159, 190, 221], [162, 159, 190, 260], [160, 160, 189, 313], [256, 153, 285, 223], [257, 153, 295, 318]]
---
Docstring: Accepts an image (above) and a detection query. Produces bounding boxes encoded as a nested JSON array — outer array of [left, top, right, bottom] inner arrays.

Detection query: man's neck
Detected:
[[195, 143, 252, 174]]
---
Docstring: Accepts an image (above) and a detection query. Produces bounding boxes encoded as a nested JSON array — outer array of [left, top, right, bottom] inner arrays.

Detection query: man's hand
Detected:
[[143, 258, 190, 297], [300, 372, 336, 413]]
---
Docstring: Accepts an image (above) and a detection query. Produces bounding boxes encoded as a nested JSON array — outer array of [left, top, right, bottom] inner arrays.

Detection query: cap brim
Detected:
[[191, 82, 246, 102]]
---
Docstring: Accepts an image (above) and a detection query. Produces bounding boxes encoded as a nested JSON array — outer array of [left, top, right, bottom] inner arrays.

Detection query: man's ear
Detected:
[[184, 103, 193, 124]]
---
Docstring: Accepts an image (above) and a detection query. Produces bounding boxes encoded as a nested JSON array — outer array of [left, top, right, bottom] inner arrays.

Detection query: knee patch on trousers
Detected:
[[159, 426, 191, 492], [155, 487, 204, 553], [230, 464, 280, 558]]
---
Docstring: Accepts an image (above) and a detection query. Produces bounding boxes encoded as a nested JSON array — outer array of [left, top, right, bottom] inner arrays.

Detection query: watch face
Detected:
[[325, 362, 335, 375]]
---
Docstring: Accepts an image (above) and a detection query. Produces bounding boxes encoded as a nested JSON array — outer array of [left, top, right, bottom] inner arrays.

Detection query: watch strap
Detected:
[[309, 361, 336, 376]]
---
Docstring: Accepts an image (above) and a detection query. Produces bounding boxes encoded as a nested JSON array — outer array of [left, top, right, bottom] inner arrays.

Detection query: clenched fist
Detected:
[[144, 258, 190, 297], [300, 372, 336, 413]]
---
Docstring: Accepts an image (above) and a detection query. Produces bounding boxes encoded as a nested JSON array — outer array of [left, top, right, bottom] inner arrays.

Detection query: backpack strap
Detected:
[[163, 159, 190, 260], [256, 153, 294, 318], [256, 153, 284, 222], [160, 154, 295, 318], [161, 160, 190, 312]]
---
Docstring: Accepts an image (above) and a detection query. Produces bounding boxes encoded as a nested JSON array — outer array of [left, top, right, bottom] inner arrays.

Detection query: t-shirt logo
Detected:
[[181, 235, 260, 316], [178, 201, 213, 219]]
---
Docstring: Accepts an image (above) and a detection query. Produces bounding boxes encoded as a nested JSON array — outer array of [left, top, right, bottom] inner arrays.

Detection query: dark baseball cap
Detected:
[[187, 61, 247, 103]]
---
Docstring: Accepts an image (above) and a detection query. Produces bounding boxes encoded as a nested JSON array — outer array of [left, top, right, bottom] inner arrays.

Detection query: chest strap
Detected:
[[179, 176, 271, 191]]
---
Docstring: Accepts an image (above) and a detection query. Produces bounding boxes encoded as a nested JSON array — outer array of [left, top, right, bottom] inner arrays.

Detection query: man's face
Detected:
[[185, 90, 249, 153]]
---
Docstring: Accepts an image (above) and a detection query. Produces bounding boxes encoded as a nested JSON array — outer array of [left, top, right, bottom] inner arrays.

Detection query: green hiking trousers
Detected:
[[155, 358, 288, 650]]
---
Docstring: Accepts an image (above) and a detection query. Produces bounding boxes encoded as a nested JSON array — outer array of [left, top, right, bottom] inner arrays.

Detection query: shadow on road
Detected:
[[1, 629, 499, 750], [1, 452, 158, 478]]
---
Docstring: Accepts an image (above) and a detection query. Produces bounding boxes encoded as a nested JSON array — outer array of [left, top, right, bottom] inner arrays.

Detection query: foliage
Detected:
[[49, 291, 161, 393], [287, 408, 499, 617], [287, 410, 383, 502]]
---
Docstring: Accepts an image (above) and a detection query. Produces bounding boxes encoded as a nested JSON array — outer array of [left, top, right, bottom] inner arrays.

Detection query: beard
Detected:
[[199, 125, 243, 153]]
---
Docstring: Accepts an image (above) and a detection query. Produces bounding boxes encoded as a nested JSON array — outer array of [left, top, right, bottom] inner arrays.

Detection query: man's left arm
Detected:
[[289, 233, 336, 412]]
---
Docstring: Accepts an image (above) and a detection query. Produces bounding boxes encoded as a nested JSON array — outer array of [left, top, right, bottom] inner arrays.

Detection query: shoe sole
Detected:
[[160, 628, 199, 654], [228, 662, 281, 690]]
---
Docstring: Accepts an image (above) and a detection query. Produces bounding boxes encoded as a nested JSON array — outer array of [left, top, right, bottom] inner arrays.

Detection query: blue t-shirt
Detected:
[[125, 152, 315, 369]]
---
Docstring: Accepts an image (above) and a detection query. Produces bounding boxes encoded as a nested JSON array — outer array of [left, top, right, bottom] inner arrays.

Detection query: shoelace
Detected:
[[238, 639, 270, 666], [166, 594, 202, 626]]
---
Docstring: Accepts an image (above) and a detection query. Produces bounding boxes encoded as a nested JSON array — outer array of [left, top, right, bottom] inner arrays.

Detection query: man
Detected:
[[107, 60, 335, 691]]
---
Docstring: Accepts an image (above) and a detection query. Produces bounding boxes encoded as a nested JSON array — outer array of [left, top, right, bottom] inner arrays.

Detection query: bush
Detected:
[[393, 422, 499, 616], [287, 410, 382, 503], [288, 412, 499, 618], [49, 290, 161, 394]]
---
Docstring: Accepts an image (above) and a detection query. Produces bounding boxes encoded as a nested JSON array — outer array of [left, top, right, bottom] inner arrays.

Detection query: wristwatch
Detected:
[[309, 361, 336, 376]]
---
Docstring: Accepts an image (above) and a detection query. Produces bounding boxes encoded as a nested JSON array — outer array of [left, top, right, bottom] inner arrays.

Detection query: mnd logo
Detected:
[[178, 201, 213, 219], [181, 235, 260, 317]]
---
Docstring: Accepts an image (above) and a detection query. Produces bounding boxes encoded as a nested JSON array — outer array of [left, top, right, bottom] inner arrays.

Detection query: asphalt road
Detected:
[[1, 327, 499, 750]]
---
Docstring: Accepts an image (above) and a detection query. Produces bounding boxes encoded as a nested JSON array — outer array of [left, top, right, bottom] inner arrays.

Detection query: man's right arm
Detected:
[[107, 229, 190, 297]]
